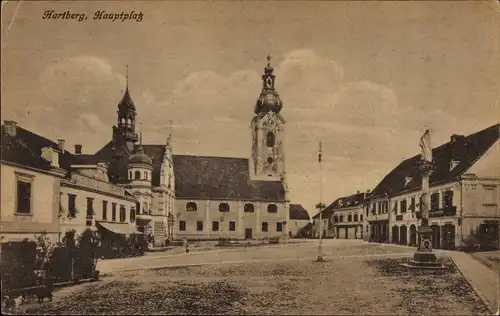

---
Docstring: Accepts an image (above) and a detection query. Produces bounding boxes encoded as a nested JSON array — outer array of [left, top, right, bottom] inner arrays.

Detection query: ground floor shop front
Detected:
[[334, 224, 363, 239]]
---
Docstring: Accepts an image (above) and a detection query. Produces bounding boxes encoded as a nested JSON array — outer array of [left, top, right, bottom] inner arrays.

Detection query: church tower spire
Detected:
[[112, 65, 138, 155], [250, 56, 286, 180]]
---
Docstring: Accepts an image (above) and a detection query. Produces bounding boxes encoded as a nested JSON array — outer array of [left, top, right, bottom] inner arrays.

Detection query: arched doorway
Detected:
[[409, 225, 416, 246], [288, 231, 292, 238], [392, 225, 399, 243], [400, 225, 408, 245]]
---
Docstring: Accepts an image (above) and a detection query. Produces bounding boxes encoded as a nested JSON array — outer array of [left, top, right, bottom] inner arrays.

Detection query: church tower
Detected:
[[112, 66, 139, 156], [250, 56, 286, 180]]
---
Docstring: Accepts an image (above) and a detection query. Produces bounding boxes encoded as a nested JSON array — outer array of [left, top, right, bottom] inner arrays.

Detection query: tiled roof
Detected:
[[370, 123, 499, 199], [172, 155, 285, 201], [289, 204, 310, 220], [142, 145, 166, 186], [1, 125, 74, 172], [312, 192, 367, 219]]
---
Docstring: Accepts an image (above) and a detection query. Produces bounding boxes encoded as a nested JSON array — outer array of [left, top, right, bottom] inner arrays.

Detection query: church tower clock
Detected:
[[250, 56, 286, 180]]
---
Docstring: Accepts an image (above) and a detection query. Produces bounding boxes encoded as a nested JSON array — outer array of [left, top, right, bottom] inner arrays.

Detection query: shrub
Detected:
[[0, 239, 37, 292], [217, 237, 231, 246], [269, 237, 281, 244]]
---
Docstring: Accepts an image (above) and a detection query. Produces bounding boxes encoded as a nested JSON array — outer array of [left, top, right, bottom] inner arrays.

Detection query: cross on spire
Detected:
[[267, 55, 271, 67], [139, 122, 143, 145]]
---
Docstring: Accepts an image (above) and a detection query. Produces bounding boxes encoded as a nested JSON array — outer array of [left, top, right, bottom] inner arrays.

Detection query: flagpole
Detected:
[[316, 141, 324, 262]]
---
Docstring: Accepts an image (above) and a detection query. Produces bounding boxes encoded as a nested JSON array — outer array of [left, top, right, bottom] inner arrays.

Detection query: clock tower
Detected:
[[250, 56, 286, 181]]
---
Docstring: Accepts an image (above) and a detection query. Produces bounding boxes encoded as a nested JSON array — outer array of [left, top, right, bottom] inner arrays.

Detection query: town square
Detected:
[[1, 1, 500, 315]]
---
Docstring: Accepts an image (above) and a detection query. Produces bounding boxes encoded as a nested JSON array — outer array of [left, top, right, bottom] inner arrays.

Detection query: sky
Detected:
[[2, 1, 499, 218]]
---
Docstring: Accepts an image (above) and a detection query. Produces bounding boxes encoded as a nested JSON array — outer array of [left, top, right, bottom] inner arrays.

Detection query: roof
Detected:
[[172, 154, 285, 201], [117, 88, 136, 112], [1, 124, 74, 172], [289, 204, 310, 220], [312, 191, 367, 219], [370, 123, 499, 199]]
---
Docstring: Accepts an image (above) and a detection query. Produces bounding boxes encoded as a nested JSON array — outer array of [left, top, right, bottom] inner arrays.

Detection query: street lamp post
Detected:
[[316, 141, 326, 262]]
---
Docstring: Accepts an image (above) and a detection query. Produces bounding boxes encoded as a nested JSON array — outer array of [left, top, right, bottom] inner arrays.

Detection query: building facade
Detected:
[[365, 124, 500, 250], [330, 192, 366, 239]]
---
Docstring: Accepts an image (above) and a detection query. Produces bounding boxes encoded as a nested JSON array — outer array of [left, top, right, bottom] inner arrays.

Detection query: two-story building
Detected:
[[330, 191, 367, 239], [1, 121, 140, 244], [366, 124, 499, 250]]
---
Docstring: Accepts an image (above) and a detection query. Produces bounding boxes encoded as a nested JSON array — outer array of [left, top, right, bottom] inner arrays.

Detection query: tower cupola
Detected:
[[254, 56, 283, 114]]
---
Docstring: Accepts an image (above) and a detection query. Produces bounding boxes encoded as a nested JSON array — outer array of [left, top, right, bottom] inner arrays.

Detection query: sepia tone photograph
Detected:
[[1, 0, 499, 315]]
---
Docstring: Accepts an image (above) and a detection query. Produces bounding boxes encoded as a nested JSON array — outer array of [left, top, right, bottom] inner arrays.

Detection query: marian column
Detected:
[[412, 129, 441, 267]]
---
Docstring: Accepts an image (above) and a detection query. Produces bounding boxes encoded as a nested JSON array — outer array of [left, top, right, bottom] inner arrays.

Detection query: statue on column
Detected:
[[419, 129, 432, 162]]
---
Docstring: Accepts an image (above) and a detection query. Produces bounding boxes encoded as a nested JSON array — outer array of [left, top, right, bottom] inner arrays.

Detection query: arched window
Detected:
[[244, 203, 254, 213], [130, 208, 136, 222], [267, 204, 277, 213], [354, 214, 358, 222], [348, 214, 352, 222], [186, 202, 197, 212], [266, 132, 275, 148], [144, 171, 148, 180], [134, 170, 141, 180], [219, 203, 230, 212], [129, 171, 132, 180]]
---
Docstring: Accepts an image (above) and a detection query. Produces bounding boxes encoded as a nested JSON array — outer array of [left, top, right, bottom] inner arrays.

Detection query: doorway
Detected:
[[245, 228, 253, 240], [409, 225, 417, 246], [479, 221, 499, 250], [443, 224, 456, 250], [431, 225, 441, 249]]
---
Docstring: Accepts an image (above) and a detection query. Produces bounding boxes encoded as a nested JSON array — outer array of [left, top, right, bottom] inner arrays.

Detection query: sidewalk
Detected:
[[448, 251, 499, 314]]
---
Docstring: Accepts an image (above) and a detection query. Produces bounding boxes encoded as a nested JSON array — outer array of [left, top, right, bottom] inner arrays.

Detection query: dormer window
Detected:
[[404, 177, 413, 186], [450, 160, 460, 171]]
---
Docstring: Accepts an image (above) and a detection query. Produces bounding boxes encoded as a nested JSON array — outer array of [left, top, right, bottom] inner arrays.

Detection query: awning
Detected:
[[96, 221, 142, 235]]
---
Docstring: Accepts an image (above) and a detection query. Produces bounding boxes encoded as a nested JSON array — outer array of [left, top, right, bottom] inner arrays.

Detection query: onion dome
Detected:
[[128, 145, 152, 166], [254, 56, 283, 114]]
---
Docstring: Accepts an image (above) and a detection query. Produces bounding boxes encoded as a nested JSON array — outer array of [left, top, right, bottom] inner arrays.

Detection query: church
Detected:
[[80, 58, 290, 245]]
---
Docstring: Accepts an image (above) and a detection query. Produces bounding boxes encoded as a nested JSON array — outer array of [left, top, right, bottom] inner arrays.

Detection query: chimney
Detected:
[[75, 144, 82, 155], [4, 120, 17, 137], [57, 139, 65, 153]]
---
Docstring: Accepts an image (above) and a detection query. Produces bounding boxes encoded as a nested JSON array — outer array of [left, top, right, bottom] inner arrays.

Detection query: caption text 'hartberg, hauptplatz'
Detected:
[[42, 10, 145, 22]]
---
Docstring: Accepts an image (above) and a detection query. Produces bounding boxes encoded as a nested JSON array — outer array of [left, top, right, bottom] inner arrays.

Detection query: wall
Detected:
[[59, 174, 136, 236], [0, 163, 60, 242], [332, 206, 364, 238], [175, 199, 288, 240], [288, 219, 310, 237]]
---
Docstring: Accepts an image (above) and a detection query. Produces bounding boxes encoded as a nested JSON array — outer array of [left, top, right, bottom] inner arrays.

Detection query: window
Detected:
[[333, 215, 338, 223], [168, 175, 172, 189], [377, 201, 381, 214], [360, 214, 363, 221], [339, 215, 344, 222], [219, 203, 230, 212], [393, 201, 398, 214], [443, 190, 454, 209], [400, 200, 407, 213], [197, 221, 203, 231], [409, 197, 416, 212], [261, 222, 268, 232], [144, 171, 148, 180], [130, 208, 136, 222], [354, 214, 358, 222], [276, 222, 283, 232], [244, 203, 254, 212], [134, 170, 141, 180], [68, 194, 77, 218], [179, 220, 186, 231], [186, 202, 197, 212], [102, 201, 108, 220], [348, 214, 352, 222], [384, 201, 389, 213], [266, 132, 275, 148], [212, 221, 219, 231], [16, 176, 33, 214], [129, 171, 132, 180], [431, 193, 440, 210], [120, 205, 126, 222], [267, 204, 278, 213], [229, 221, 236, 232], [112, 203, 117, 221]]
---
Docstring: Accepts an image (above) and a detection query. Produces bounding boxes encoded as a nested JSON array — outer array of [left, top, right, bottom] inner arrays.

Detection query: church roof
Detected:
[[1, 124, 74, 172], [289, 204, 310, 220], [172, 155, 286, 201], [369, 123, 499, 199]]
